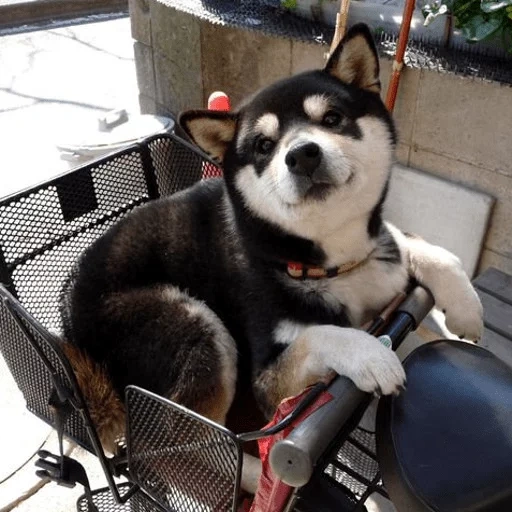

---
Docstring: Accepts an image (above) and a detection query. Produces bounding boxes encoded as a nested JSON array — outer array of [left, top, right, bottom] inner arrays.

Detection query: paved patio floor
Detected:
[[0, 14, 138, 198], [0, 14, 136, 512]]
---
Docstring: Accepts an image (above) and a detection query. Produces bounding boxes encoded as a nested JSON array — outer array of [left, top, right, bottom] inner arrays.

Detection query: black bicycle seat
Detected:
[[376, 340, 512, 512]]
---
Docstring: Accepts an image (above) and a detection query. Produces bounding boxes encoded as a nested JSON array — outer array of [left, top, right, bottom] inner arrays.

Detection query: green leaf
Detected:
[[452, 0, 482, 25], [453, 0, 479, 17], [460, 12, 503, 40], [281, 0, 298, 8], [481, 0, 512, 13]]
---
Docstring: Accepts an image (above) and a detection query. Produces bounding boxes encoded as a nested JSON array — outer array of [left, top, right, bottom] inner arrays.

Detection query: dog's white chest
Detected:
[[297, 261, 409, 326], [333, 262, 409, 325]]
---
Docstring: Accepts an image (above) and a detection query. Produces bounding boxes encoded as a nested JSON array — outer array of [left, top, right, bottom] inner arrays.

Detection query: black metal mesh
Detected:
[[376, 31, 512, 85], [76, 483, 162, 512], [148, 136, 206, 196], [0, 290, 93, 449], [323, 427, 389, 508], [126, 386, 242, 512], [0, 134, 211, 452], [0, 135, 208, 331]]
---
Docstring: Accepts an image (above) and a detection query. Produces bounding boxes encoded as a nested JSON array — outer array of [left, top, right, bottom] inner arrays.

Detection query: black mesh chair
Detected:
[[0, 132, 425, 512]]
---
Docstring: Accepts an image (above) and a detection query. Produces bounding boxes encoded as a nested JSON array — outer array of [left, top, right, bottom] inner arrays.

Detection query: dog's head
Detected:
[[180, 24, 395, 244]]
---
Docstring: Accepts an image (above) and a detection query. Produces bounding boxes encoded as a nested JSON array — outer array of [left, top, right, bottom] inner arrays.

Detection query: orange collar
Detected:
[[287, 257, 368, 280]]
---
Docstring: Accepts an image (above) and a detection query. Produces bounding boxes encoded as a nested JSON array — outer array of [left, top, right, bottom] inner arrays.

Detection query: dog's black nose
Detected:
[[285, 142, 321, 177]]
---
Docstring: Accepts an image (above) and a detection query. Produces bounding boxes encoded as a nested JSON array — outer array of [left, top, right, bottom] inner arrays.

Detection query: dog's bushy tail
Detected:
[[61, 342, 125, 454]]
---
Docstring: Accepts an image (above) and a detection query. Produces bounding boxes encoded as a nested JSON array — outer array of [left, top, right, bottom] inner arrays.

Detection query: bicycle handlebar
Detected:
[[269, 286, 434, 487]]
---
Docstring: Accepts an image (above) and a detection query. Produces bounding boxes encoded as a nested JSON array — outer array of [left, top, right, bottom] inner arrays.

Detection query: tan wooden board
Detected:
[[385, 165, 494, 278]]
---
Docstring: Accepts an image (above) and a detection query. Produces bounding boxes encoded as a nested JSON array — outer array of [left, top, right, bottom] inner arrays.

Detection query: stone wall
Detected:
[[130, 0, 512, 275]]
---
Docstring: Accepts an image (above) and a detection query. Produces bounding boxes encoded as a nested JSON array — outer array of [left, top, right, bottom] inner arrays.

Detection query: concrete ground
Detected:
[[0, 14, 139, 198], [0, 15, 137, 511]]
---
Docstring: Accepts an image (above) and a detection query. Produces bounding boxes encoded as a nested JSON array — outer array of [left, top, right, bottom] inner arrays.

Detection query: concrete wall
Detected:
[[130, 0, 512, 275]]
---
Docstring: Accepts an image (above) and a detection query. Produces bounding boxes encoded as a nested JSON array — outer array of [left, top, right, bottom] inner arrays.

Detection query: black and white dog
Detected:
[[60, 24, 482, 489]]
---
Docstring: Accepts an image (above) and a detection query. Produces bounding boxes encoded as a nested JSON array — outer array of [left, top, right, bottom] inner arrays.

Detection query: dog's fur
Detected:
[[60, 25, 483, 469]]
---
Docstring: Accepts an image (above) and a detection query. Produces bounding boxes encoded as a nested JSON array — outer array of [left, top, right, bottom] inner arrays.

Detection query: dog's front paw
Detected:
[[412, 247, 484, 342], [441, 283, 483, 342], [335, 331, 406, 396], [429, 255, 483, 341]]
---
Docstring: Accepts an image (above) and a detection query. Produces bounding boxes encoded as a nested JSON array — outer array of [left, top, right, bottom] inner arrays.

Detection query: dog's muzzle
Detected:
[[285, 142, 321, 177], [284, 142, 334, 200]]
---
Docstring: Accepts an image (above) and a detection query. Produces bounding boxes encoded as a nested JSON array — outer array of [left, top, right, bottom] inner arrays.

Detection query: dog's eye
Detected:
[[322, 111, 342, 128], [255, 137, 275, 155]]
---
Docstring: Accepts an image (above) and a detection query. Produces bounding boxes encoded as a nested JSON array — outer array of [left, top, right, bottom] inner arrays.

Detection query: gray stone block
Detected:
[[154, 101, 174, 118], [413, 70, 512, 177], [380, 61, 421, 146], [133, 41, 155, 99], [149, 5, 202, 113], [201, 22, 292, 107], [138, 93, 175, 118], [154, 49, 202, 114], [150, 2, 201, 58], [138, 93, 158, 115], [291, 40, 326, 74], [129, 0, 151, 46]]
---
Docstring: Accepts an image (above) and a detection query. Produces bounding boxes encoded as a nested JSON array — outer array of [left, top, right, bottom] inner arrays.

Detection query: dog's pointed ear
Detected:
[[179, 110, 237, 163], [324, 24, 381, 93]]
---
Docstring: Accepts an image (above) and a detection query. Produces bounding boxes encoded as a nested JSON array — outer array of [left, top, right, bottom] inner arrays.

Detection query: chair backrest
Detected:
[[0, 133, 210, 457], [0, 134, 206, 331]]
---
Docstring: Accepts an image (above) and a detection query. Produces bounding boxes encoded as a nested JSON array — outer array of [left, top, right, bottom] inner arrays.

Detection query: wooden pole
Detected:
[[329, 0, 351, 55], [385, 0, 416, 112]]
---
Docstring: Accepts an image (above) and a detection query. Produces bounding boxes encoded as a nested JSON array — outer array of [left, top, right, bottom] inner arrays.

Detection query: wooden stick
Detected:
[[329, 0, 351, 55], [385, 0, 416, 112]]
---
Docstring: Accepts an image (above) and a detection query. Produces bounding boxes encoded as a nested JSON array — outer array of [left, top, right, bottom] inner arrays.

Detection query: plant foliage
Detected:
[[422, 0, 512, 51]]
